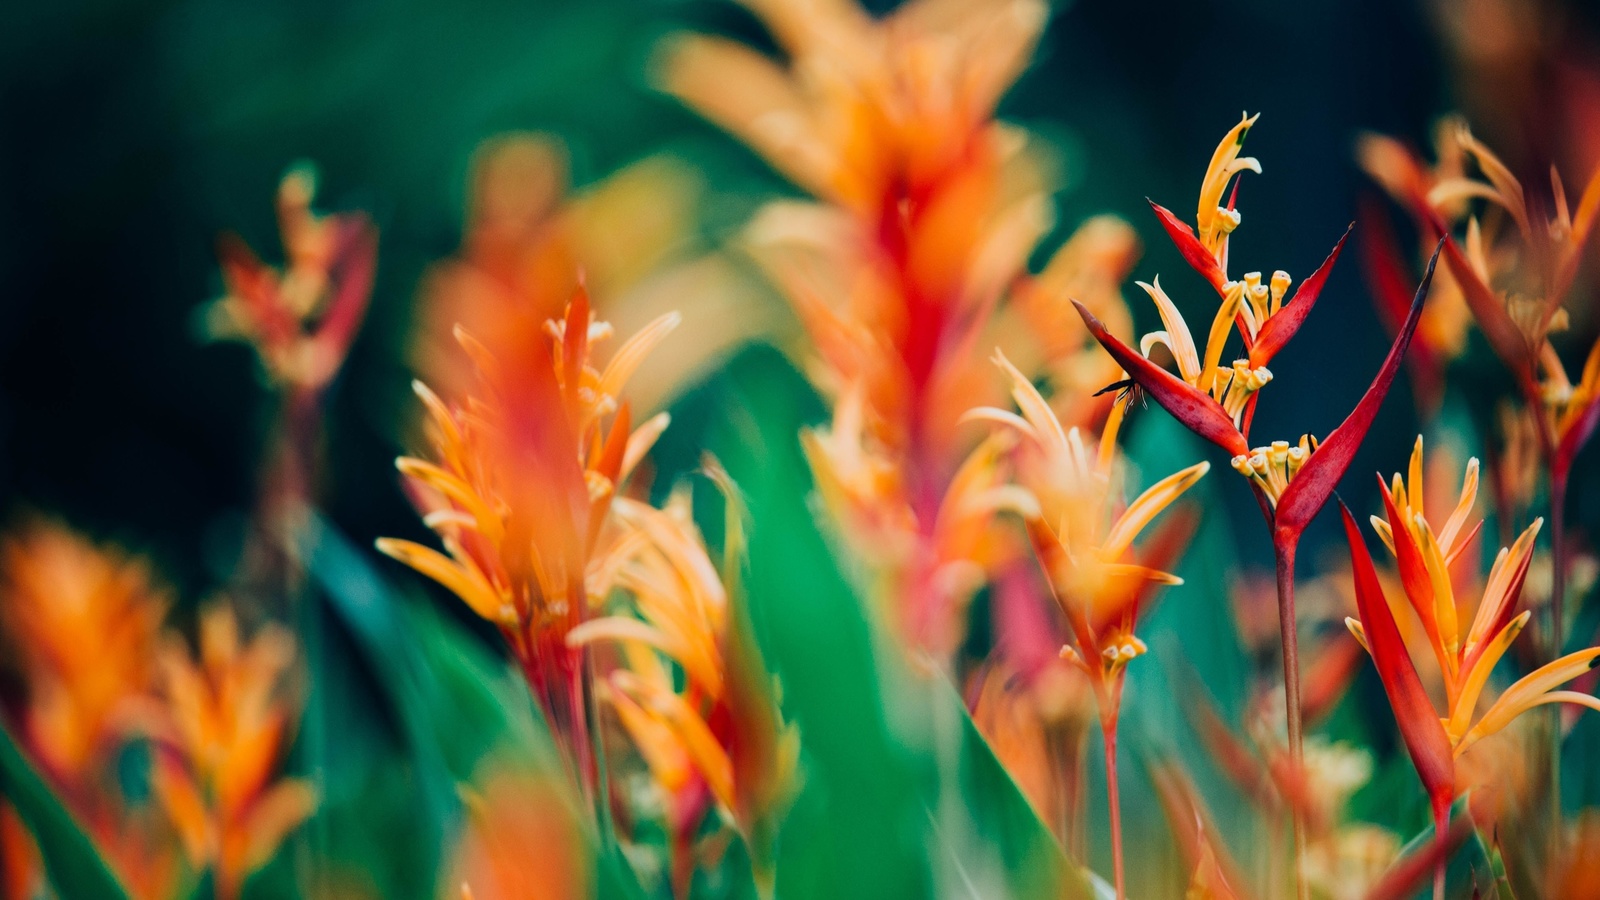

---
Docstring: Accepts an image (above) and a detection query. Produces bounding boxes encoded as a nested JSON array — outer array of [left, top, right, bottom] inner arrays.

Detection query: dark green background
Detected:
[[0, 0, 1456, 590]]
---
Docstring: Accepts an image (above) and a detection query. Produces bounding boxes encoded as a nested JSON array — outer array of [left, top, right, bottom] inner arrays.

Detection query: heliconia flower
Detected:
[[205, 166, 376, 394], [970, 351, 1202, 899], [0, 520, 180, 899], [1146, 115, 1351, 376], [1341, 483, 1600, 799], [663, 0, 1139, 663], [377, 286, 678, 770], [1073, 239, 1436, 544], [0, 520, 168, 786], [142, 604, 315, 900], [568, 481, 798, 899], [967, 350, 1206, 663], [1368, 121, 1600, 481]]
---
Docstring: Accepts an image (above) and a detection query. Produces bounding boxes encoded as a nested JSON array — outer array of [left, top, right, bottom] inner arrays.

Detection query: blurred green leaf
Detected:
[[296, 513, 647, 899], [0, 719, 130, 900], [697, 346, 1104, 898]]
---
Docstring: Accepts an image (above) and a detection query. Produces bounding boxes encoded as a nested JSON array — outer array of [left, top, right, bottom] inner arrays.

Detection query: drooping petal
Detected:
[[1136, 278, 1202, 383], [1274, 243, 1440, 540], [1339, 502, 1455, 808], [1073, 300, 1248, 456], [1248, 226, 1350, 367]]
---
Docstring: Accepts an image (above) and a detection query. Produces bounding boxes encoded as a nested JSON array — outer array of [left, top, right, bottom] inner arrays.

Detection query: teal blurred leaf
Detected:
[[0, 719, 131, 900]]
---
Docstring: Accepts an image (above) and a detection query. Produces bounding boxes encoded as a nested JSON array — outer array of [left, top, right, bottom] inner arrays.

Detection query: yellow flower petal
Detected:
[[1447, 610, 1529, 742], [375, 538, 512, 624], [1100, 461, 1209, 562], [1458, 647, 1600, 754]]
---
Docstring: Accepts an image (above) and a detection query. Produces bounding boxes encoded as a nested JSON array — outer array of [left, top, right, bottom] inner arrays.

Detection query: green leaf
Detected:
[[0, 719, 131, 900], [297, 513, 646, 899], [693, 346, 1105, 899]]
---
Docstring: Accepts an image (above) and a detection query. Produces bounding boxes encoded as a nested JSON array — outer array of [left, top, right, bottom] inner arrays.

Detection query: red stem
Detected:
[[1102, 716, 1126, 900], [1274, 537, 1308, 900]]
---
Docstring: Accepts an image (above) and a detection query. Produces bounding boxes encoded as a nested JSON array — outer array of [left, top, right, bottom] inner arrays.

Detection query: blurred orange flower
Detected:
[[569, 475, 798, 898], [663, 0, 1139, 661], [143, 604, 315, 900], [0, 519, 168, 786], [379, 286, 679, 795], [451, 762, 589, 900], [206, 166, 376, 395]]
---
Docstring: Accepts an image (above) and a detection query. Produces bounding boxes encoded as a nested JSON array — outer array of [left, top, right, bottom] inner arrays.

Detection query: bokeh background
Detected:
[[0, 0, 1456, 590], [7, 0, 1600, 897]]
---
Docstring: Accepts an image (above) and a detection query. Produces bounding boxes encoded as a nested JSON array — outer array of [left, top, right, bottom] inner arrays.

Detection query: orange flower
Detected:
[[144, 604, 314, 900], [378, 286, 679, 793], [1348, 436, 1600, 758], [0, 520, 186, 899], [0, 519, 168, 786], [664, 0, 1138, 660], [968, 352, 1205, 689], [568, 475, 798, 899], [451, 762, 589, 900], [418, 134, 748, 411], [206, 166, 376, 394], [1364, 122, 1600, 478]]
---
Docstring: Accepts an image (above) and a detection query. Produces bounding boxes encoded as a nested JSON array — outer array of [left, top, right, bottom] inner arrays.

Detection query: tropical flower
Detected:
[[663, 0, 1139, 661], [206, 166, 376, 394], [1338, 441, 1600, 856], [417, 133, 750, 410], [1346, 436, 1600, 762], [969, 352, 1204, 898], [1365, 121, 1600, 479], [969, 351, 1205, 691], [1076, 113, 1443, 899], [143, 604, 315, 900], [0, 519, 168, 786], [377, 286, 677, 785], [568, 476, 798, 899], [0, 519, 178, 899]]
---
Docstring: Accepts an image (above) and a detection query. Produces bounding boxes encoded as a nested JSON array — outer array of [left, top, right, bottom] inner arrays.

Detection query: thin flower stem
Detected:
[[1274, 537, 1308, 900], [1551, 470, 1568, 658], [1102, 718, 1126, 900], [1431, 797, 1449, 900], [1550, 469, 1569, 833]]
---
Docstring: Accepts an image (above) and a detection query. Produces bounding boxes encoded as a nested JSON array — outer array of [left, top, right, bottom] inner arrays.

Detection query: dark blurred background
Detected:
[[0, 0, 1461, 599]]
